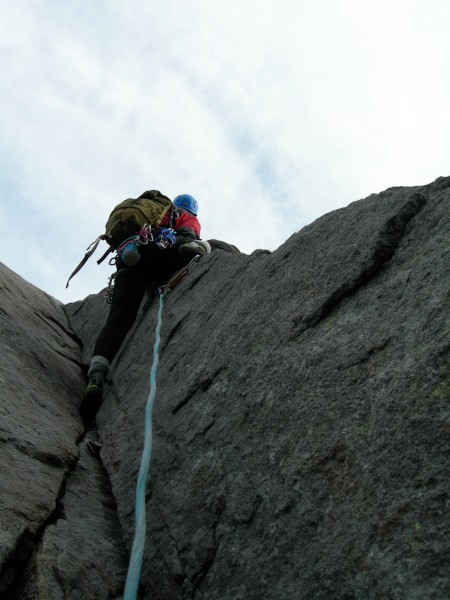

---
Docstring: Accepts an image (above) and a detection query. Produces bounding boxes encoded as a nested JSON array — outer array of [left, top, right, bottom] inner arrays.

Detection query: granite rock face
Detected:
[[1, 177, 449, 599], [0, 265, 127, 599]]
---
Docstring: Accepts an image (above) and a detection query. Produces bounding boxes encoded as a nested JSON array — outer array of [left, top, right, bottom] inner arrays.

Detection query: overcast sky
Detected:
[[1, 0, 449, 303]]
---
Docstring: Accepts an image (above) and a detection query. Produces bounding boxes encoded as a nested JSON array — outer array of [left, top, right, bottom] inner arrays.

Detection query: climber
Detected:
[[79, 193, 210, 426]]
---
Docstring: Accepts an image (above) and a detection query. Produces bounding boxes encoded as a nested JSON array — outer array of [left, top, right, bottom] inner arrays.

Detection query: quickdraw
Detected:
[[160, 254, 201, 297]]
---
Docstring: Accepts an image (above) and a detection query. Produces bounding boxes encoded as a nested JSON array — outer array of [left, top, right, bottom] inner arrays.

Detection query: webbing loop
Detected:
[[123, 290, 164, 600]]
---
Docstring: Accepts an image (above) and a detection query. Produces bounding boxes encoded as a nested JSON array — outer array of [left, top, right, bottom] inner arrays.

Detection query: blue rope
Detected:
[[123, 291, 164, 600]]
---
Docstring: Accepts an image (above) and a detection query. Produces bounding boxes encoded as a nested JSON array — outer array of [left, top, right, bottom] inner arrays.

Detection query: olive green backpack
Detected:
[[66, 190, 172, 287]]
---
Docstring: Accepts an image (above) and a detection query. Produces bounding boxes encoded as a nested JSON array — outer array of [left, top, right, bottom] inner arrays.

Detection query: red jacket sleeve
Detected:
[[174, 211, 201, 238]]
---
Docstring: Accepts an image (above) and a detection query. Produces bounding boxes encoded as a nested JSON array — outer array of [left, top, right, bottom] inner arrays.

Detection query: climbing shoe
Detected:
[[179, 240, 211, 260], [80, 375, 104, 427], [80, 356, 110, 427]]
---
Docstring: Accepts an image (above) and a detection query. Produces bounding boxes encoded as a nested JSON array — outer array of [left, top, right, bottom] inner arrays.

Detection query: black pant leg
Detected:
[[92, 241, 192, 363], [93, 265, 149, 363]]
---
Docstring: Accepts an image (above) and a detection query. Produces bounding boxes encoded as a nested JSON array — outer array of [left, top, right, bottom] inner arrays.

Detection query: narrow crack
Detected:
[[172, 389, 197, 415], [191, 481, 228, 598], [0, 450, 80, 598], [172, 368, 224, 414], [186, 271, 206, 292], [163, 316, 186, 348], [31, 308, 84, 348], [51, 565, 67, 598], [195, 418, 216, 437], [52, 347, 85, 368], [6, 438, 77, 469], [337, 338, 391, 370], [63, 297, 89, 318], [291, 192, 426, 338], [155, 480, 228, 598], [161, 514, 188, 587], [108, 380, 126, 414], [5, 426, 128, 600]]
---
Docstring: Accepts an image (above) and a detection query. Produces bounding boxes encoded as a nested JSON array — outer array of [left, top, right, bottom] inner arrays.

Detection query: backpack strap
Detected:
[[169, 206, 178, 229], [97, 246, 113, 265], [66, 236, 104, 288]]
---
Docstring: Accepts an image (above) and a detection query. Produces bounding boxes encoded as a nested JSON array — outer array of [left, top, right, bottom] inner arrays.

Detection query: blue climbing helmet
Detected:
[[173, 194, 198, 216]]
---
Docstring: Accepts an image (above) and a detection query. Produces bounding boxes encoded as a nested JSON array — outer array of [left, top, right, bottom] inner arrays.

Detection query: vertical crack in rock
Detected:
[[107, 380, 127, 414], [31, 308, 84, 347], [0, 529, 35, 598], [63, 298, 89, 318], [3, 177, 448, 599], [161, 514, 189, 587], [6, 434, 128, 600], [191, 483, 228, 599], [293, 192, 427, 336], [154, 484, 228, 599], [52, 347, 85, 368], [241, 495, 263, 525], [1, 452, 80, 599], [189, 518, 222, 598]]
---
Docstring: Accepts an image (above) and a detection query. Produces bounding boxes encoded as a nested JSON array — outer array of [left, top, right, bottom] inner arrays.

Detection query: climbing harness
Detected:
[[113, 225, 175, 267], [103, 227, 178, 303], [123, 254, 201, 598]]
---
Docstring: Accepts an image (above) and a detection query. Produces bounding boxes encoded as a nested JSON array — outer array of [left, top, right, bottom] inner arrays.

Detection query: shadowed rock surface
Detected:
[[1, 176, 449, 599], [0, 266, 127, 599]]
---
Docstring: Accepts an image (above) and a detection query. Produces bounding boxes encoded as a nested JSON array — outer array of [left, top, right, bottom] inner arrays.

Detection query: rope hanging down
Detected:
[[123, 291, 164, 600], [123, 256, 201, 598]]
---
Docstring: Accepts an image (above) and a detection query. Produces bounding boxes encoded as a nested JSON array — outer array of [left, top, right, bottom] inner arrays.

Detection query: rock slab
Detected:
[[69, 176, 450, 599], [1, 176, 449, 599], [0, 264, 127, 599]]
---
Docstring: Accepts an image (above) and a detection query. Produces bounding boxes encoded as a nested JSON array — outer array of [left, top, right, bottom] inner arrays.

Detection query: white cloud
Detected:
[[0, 0, 449, 303]]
